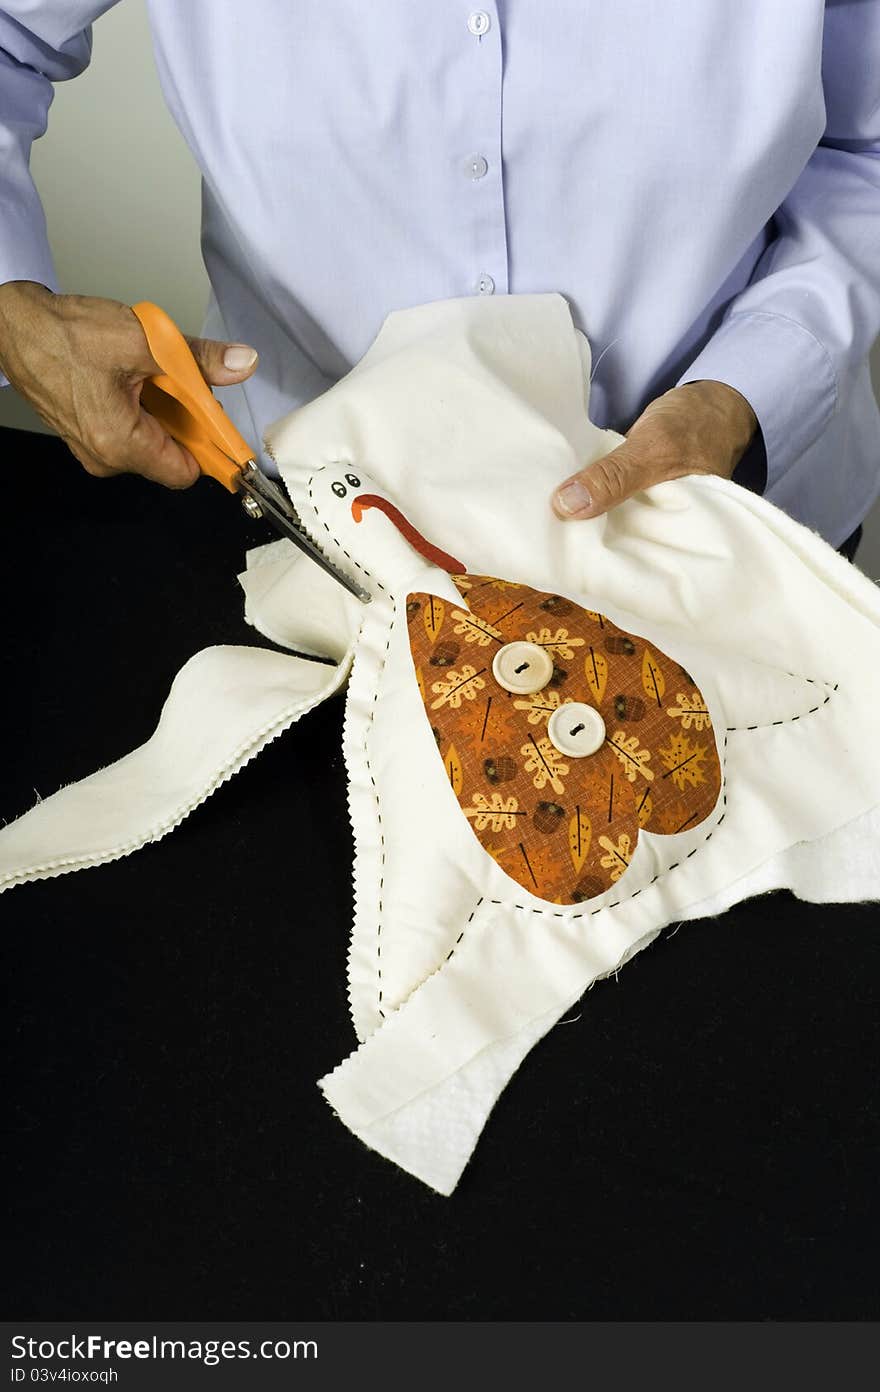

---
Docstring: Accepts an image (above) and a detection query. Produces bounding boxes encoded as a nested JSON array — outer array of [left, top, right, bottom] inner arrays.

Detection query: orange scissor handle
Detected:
[[131, 300, 254, 493]]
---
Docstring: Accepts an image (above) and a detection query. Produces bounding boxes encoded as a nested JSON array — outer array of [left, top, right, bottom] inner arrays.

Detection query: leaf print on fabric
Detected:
[[598, 832, 632, 882], [525, 627, 586, 661], [422, 595, 444, 645], [430, 665, 487, 710], [608, 731, 654, 782], [483, 841, 508, 865], [451, 573, 522, 599], [521, 735, 569, 794], [569, 806, 592, 874], [584, 646, 608, 704], [450, 608, 503, 646], [480, 577, 522, 593], [635, 787, 653, 828], [445, 743, 463, 796], [462, 791, 523, 832], [513, 689, 565, 725], [641, 647, 666, 706], [658, 731, 709, 790], [666, 692, 712, 731]]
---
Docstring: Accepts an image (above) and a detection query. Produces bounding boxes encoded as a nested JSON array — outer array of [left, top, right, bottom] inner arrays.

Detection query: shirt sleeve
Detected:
[[676, 0, 880, 497], [0, 7, 110, 287], [0, 5, 119, 386]]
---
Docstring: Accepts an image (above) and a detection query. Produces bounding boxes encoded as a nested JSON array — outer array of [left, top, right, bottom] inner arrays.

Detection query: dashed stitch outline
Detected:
[[395, 645, 837, 982], [307, 470, 393, 1021], [724, 674, 838, 731], [307, 472, 388, 596], [454, 669, 839, 938], [368, 612, 396, 1018]]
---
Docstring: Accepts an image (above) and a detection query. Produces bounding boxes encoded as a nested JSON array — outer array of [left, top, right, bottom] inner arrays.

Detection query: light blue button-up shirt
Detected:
[[2, 1, 879, 545]]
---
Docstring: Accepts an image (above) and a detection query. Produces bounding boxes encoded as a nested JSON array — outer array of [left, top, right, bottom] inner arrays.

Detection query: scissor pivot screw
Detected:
[[241, 496, 264, 520]]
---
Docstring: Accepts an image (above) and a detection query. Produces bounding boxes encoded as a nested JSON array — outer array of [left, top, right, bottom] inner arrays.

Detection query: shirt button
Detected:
[[492, 641, 554, 695], [547, 703, 607, 758], [475, 273, 495, 295], [465, 153, 488, 180], [467, 12, 491, 36]]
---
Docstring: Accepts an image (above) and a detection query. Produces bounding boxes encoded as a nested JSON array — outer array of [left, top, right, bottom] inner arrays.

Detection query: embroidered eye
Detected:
[[331, 481, 347, 498], [345, 472, 361, 487]]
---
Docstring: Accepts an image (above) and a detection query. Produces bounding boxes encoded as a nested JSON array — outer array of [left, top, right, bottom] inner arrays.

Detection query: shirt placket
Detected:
[[459, 6, 508, 297]]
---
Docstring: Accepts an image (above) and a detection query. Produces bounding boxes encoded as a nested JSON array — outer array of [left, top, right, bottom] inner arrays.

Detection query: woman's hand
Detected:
[[551, 380, 758, 519], [0, 280, 258, 488]]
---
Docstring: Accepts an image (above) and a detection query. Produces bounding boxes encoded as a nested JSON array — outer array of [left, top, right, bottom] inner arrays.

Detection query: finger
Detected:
[[127, 408, 201, 488], [185, 334, 258, 386], [88, 407, 201, 489], [551, 440, 662, 520]]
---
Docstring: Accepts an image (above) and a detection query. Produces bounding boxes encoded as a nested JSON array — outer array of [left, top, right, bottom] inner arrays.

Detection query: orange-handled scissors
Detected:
[[131, 301, 371, 604]]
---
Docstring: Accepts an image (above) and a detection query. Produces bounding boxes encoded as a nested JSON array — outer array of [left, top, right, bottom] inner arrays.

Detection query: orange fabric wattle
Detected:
[[352, 494, 465, 574]]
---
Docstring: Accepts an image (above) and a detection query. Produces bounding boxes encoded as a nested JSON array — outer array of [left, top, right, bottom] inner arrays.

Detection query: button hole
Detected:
[[514, 661, 529, 674]]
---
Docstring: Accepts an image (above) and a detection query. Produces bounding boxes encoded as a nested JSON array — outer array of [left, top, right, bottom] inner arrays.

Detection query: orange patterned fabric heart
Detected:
[[406, 574, 723, 904]]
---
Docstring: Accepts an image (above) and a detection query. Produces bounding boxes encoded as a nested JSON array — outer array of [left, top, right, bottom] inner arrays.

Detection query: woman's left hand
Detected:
[[551, 379, 758, 520]]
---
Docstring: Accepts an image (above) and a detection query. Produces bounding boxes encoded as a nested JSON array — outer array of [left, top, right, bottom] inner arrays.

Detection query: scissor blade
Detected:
[[238, 472, 371, 604]]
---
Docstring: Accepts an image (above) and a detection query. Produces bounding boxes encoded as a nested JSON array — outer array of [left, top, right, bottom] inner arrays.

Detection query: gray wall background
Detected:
[[2, 0, 879, 575]]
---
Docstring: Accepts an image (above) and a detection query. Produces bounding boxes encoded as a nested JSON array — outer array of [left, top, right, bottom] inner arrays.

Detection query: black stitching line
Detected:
[[368, 610, 397, 1019], [724, 678, 838, 732], [307, 469, 393, 1019], [307, 471, 388, 595], [445, 900, 483, 962]]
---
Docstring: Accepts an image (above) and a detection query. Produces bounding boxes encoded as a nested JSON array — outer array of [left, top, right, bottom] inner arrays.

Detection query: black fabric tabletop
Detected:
[[2, 425, 878, 1321]]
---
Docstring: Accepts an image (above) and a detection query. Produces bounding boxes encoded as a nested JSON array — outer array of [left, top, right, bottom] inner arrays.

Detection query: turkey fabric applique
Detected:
[[3, 292, 880, 1199], [407, 574, 722, 903]]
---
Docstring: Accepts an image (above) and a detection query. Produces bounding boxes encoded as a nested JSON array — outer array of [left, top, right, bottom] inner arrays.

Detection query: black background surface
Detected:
[[2, 426, 878, 1320]]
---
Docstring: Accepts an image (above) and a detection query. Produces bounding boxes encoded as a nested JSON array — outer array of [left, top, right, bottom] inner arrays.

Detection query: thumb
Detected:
[[185, 334, 259, 387], [551, 440, 645, 521]]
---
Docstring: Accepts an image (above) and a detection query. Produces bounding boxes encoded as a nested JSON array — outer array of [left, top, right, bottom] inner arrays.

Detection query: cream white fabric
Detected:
[[3, 293, 880, 1196], [0, 645, 352, 890]]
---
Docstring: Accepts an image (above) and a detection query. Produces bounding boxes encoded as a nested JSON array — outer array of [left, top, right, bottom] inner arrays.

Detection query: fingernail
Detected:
[[553, 478, 592, 516], [223, 344, 258, 371]]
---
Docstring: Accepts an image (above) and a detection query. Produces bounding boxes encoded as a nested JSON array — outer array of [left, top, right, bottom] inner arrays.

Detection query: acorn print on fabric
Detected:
[[407, 575, 722, 904]]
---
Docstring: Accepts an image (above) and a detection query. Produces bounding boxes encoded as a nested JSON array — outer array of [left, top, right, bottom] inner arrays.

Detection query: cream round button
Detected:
[[492, 641, 554, 695], [547, 702, 606, 758]]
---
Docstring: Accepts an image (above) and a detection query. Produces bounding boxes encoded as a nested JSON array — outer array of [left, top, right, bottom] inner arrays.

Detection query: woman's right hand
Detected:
[[0, 280, 258, 487]]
